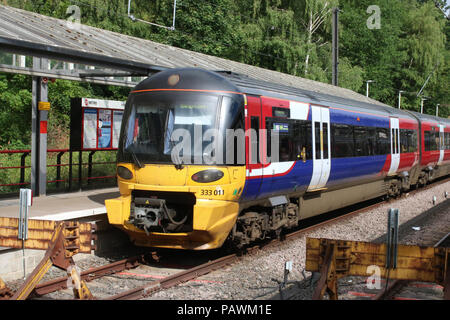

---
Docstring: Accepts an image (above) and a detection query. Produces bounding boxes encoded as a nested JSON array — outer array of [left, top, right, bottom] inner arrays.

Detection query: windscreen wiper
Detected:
[[124, 141, 144, 169], [129, 148, 144, 169]]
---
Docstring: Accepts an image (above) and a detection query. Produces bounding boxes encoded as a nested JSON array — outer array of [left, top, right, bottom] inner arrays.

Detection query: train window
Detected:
[[400, 129, 407, 153], [400, 129, 418, 153], [315, 122, 321, 160], [375, 128, 390, 155], [409, 130, 417, 152], [293, 120, 312, 161], [354, 126, 370, 157], [396, 129, 400, 154], [425, 131, 430, 151], [435, 131, 440, 150], [265, 118, 312, 162], [391, 128, 399, 154], [305, 122, 313, 160], [367, 127, 377, 156], [425, 130, 439, 151], [445, 132, 450, 150], [323, 124, 329, 159], [331, 124, 354, 158], [250, 116, 260, 164]]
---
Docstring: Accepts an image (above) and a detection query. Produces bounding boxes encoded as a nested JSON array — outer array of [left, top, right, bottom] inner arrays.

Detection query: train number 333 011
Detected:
[[200, 189, 225, 196]]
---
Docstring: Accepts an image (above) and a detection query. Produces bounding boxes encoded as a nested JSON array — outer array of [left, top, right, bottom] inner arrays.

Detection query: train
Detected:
[[105, 67, 450, 250]]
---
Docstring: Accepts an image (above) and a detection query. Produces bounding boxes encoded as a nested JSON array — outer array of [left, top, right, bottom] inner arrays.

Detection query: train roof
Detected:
[[407, 110, 450, 125], [219, 71, 418, 121]]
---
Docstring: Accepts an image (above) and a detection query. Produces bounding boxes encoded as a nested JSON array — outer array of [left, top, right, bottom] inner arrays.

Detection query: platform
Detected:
[[0, 187, 119, 220]]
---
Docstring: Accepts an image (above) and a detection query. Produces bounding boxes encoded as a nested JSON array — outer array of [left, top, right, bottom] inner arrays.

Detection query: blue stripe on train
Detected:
[[327, 155, 387, 187], [330, 108, 389, 127], [241, 161, 313, 201], [240, 155, 387, 202]]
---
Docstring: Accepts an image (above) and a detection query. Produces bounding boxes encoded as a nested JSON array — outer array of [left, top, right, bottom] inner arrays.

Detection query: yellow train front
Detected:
[[105, 68, 247, 250]]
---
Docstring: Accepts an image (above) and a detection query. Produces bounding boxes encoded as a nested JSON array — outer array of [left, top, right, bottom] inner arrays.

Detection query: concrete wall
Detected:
[[0, 248, 45, 282]]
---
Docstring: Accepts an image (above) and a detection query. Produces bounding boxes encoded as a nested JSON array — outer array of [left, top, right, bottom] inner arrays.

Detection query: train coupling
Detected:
[[128, 197, 190, 234], [129, 198, 169, 234]]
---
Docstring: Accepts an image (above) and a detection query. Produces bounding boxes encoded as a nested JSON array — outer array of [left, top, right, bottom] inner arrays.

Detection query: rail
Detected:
[[0, 149, 116, 191]]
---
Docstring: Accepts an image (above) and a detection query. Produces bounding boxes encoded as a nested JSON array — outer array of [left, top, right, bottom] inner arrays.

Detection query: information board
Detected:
[[70, 98, 125, 151]]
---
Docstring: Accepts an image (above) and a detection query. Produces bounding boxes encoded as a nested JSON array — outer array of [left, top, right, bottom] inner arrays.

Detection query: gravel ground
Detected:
[[146, 180, 450, 300]]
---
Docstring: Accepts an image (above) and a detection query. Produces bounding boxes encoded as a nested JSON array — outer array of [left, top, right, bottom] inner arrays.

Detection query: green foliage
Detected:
[[0, 0, 448, 149], [0, 74, 32, 147]]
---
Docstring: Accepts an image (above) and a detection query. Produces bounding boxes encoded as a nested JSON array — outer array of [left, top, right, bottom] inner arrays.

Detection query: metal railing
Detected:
[[0, 149, 117, 193]]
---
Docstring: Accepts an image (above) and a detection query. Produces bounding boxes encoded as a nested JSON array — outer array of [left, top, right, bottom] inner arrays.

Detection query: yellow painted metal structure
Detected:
[[0, 218, 96, 300], [0, 217, 93, 253], [106, 164, 246, 250], [306, 238, 450, 299]]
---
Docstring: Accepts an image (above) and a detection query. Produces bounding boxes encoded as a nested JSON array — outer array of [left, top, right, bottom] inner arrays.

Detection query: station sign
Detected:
[[70, 98, 125, 151]]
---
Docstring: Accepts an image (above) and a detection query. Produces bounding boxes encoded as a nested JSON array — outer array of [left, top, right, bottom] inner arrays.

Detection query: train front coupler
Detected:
[[128, 197, 186, 234]]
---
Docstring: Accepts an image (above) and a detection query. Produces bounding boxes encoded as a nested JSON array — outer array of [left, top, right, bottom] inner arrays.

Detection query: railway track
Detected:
[[18, 176, 450, 300]]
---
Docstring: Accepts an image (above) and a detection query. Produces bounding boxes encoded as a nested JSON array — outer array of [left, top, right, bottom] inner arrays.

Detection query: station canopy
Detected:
[[0, 4, 388, 107]]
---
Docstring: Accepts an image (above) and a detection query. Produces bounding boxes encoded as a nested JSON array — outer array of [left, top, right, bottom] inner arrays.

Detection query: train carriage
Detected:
[[105, 68, 448, 250]]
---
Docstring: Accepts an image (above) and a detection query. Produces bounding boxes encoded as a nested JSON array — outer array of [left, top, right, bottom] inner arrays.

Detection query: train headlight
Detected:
[[117, 166, 133, 180], [191, 169, 224, 183]]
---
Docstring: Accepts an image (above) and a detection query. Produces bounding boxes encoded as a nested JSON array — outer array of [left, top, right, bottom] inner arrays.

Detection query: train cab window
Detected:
[[331, 124, 354, 158]]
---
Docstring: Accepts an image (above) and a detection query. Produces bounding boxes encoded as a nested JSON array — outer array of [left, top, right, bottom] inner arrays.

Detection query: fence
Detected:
[[0, 149, 117, 195]]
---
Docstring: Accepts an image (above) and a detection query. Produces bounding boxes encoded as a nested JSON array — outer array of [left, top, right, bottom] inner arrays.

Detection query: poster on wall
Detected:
[[98, 109, 112, 149], [83, 108, 97, 149], [113, 110, 123, 149]]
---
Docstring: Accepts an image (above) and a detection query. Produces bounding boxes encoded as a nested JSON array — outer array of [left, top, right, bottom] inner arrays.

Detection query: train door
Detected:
[[242, 95, 263, 200], [438, 124, 445, 165], [388, 117, 400, 175], [307, 106, 330, 191]]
